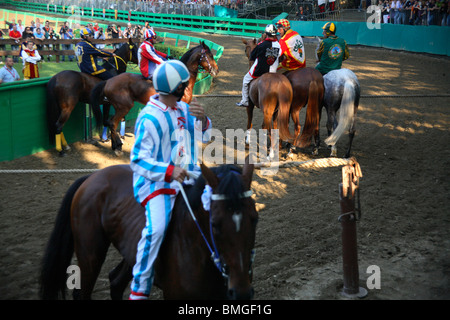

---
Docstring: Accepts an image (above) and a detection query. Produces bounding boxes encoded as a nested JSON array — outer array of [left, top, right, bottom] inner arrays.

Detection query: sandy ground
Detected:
[[0, 30, 449, 300]]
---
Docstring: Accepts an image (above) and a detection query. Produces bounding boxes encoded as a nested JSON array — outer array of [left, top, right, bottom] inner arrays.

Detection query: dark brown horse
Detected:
[[90, 42, 219, 155], [46, 39, 139, 156], [39, 161, 257, 300], [283, 67, 324, 153], [246, 73, 294, 158], [242, 38, 324, 155]]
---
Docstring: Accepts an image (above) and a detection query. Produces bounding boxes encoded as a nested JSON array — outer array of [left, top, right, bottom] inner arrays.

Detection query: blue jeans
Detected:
[[11, 45, 19, 62]]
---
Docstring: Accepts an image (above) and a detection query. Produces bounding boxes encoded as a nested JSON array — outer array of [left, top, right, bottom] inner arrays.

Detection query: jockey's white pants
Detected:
[[239, 72, 255, 106], [129, 193, 176, 299]]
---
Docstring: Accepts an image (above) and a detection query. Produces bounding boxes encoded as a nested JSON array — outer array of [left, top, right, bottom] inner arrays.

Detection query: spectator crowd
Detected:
[[375, 0, 450, 26]]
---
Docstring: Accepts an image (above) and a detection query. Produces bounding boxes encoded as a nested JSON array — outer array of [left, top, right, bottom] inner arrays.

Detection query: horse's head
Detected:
[[241, 38, 257, 67], [186, 42, 219, 77], [201, 160, 258, 300]]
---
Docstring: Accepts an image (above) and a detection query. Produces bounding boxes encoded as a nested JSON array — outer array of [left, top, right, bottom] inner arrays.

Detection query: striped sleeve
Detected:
[[130, 114, 173, 182]]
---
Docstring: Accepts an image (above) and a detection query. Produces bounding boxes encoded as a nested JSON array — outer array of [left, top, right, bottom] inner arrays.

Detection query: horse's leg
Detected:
[[100, 103, 111, 142], [245, 104, 255, 145], [270, 107, 280, 159], [73, 230, 111, 299], [290, 104, 303, 153], [344, 102, 358, 158], [314, 105, 325, 156], [109, 259, 133, 300], [326, 107, 338, 157], [108, 107, 129, 155], [55, 102, 76, 156]]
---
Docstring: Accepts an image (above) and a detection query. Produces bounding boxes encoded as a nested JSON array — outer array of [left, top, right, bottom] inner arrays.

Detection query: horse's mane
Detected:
[[180, 45, 200, 65], [180, 43, 211, 66], [186, 165, 245, 212]]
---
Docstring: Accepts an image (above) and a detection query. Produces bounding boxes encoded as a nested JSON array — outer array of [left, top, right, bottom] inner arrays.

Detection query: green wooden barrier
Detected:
[[0, 78, 85, 161]]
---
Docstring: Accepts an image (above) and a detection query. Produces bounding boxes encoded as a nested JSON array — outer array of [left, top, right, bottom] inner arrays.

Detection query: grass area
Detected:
[[7, 59, 79, 79], [5, 42, 183, 79], [8, 58, 141, 79]]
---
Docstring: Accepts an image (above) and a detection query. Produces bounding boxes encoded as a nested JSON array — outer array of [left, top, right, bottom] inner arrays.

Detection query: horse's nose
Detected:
[[227, 287, 254, 300]]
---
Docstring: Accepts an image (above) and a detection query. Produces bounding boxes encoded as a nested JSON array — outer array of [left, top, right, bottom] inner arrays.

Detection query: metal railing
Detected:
[[13, 0, 346, 20]]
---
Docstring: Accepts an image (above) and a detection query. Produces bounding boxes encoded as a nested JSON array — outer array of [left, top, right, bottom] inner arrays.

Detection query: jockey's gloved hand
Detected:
[[167, 55, 175, 60]]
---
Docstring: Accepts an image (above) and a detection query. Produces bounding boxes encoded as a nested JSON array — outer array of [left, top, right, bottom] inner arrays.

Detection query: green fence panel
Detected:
[[288, 19, 450, 56], [356, 24, 383, 48], [0, 79, 86, 161]]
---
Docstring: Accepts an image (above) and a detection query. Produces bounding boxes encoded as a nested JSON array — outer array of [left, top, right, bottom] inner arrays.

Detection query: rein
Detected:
[[106, 45, 135, 70], [199, 48, 213, 73], [175, 172, 254, 280]]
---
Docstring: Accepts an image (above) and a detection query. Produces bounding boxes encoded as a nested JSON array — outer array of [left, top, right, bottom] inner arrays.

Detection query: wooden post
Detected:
[[339, 160, 367, 298]]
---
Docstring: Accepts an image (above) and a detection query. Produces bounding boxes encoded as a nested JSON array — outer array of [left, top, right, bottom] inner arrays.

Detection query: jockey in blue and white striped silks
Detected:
[[129, 93, 212, 300]]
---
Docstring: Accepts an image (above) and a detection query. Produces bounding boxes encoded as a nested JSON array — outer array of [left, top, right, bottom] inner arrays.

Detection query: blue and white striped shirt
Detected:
[[130, 94, 212, 206]]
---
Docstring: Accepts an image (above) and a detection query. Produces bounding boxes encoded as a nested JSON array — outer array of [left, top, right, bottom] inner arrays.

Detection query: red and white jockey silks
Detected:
[[138, 40, 168, 79]]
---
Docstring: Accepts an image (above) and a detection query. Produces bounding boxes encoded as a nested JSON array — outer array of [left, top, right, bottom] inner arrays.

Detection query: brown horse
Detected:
[[241, 38, 324, 154], [39, 161, 257, 300], [283, 67, 324, 153], [90, 41, 219, 155], [246, 73, 294, 158], [46, 38, 139, 156]]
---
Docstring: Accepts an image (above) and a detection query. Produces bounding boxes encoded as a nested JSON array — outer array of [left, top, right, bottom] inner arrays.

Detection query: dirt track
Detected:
[[0, 30, 449, 300]]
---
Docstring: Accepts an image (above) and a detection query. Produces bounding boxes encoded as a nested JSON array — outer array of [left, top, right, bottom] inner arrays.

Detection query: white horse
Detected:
[[320, 68, 360, 158]]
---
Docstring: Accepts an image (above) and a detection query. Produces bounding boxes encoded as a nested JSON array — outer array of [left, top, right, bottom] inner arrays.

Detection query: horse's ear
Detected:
[[242, 155, 254, 190], [241, 38, 248, 44], [128, 38, 133, 45], [201, 163, 219, 189], [252, 38, 257, 44]]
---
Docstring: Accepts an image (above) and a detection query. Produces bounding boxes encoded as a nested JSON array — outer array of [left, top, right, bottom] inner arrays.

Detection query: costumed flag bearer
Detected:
[[21, 40, 41, 80]]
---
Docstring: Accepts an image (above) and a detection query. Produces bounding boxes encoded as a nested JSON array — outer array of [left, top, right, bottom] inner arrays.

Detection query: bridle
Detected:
[[176, 174, 255, 280], [106, 44, 135, 71], [199, 48, 214, 74]]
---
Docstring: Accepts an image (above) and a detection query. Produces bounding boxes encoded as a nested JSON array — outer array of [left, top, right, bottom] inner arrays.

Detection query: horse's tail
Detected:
[[277, 81, 295, 143], [39, 175, 90, 300], [296, 80, 322, 148], [90, 81, 107, 133], [46, 76, 60, 143], [324, 80, 355, 146]]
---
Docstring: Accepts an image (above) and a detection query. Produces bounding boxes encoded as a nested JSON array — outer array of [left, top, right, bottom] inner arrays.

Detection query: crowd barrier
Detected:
[[289, 19, 450, 57]]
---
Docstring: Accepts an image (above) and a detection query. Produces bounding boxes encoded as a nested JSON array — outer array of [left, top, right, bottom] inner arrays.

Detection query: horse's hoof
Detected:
[[330, 146, 337, 157], [63, 145, 71, 151], [114, 150, 123, 157], [58, 150, 66, 157], [312, 148, 319, 156], [100, 138, 110, 143]]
